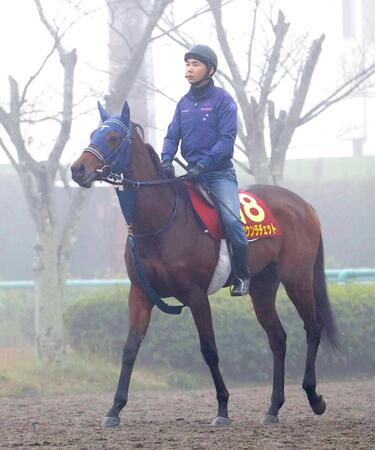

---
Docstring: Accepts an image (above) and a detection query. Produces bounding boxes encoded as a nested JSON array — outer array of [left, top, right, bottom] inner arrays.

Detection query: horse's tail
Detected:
[[313, 234, 339, 351]]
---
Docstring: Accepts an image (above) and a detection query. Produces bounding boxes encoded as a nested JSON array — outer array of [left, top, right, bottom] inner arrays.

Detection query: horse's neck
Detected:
[[128, 134, 176, 235]]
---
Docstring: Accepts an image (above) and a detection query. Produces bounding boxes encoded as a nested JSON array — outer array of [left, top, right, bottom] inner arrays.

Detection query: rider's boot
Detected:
[[230, 244, 251, 296]]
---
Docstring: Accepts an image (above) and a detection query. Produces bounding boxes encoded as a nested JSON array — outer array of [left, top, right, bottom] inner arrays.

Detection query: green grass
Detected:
[[0, 348, 208, 398], [1, 349, 129, 397]]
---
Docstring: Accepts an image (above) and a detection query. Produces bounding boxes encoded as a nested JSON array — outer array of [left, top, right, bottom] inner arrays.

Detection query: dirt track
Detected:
[[0, 379, 374, 449]]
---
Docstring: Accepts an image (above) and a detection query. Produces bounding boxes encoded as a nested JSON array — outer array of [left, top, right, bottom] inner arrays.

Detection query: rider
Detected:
[[161, 44, 251, 296]]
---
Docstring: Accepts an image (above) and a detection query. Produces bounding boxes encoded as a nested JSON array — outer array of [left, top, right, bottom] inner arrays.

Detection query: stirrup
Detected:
[[230, 277, 250, 296]]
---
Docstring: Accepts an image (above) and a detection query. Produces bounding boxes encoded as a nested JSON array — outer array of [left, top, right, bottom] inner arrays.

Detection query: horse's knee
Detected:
[[201, 346, 219, 367]]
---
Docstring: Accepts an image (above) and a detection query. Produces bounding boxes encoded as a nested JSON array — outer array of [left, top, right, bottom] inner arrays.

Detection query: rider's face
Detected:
[[185, 59, 208, 84]]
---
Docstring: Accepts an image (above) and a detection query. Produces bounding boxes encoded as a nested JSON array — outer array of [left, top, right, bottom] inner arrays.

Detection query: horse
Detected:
[[71, 100, 338, 428]]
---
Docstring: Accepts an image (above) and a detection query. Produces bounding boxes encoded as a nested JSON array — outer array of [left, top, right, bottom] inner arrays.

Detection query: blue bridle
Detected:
[[84, 101, 133, 177]]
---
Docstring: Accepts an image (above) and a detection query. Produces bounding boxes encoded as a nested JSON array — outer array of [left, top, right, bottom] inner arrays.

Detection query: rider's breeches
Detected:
[[203, 168, 248, 248]]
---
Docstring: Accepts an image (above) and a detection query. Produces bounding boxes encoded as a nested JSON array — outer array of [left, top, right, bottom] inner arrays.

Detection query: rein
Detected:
[[98, 171, 185, 187]]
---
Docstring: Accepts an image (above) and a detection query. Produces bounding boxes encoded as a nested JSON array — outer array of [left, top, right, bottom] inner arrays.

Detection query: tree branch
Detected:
[[234, 141, 249, 157], [59, 163, 72, 196], [0, 137, 19, 172], [106, 0, 173, 113], [207, 0, 253, 134], [34, 0, 64, 54], [299, 61, 375, 125], [258, 10, 289, 119], [48, 48, 77, 171], [244, 0, 260, 85], [233, 157, 252, 175], [270, 34, 325, 183], [152, 0, 234, 42], [106, 0, 133, 52], [134, 77, 178, 104], [20, 42, 57, 106], [33, 0, 77, 174], [3, 77, 37, 168]]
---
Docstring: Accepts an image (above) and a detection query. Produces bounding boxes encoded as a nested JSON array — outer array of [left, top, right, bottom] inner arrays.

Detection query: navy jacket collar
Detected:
[[186, 79, 215, 101]]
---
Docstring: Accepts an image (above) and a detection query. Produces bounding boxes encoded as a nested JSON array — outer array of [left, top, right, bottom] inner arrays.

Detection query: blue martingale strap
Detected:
[[129, 236, 185, 315], [115, 185, 185, 315], [115, 185, 138, 225]]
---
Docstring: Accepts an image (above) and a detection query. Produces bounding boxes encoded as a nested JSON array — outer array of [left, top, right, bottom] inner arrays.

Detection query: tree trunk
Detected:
[[33, 217, 65, 363], [251, 155, 273, 184], [107, 0, 155, 141]]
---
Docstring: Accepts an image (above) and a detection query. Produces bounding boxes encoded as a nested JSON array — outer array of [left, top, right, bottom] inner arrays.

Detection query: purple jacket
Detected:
[[161, 80, 237, 171]]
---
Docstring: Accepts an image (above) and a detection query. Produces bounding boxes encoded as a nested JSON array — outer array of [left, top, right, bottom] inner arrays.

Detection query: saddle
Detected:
[[185, 181, 282, 241]]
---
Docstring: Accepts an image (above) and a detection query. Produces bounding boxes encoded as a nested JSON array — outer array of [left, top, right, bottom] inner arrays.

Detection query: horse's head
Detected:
[[71, 101, 131, 188]]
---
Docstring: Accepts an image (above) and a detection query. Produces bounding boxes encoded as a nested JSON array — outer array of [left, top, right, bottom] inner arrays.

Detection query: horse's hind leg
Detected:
[[102, 283, 153, 428], [250, 264, 286, 424], [283, 274, 326, 416], [188, 289, 230, 427]]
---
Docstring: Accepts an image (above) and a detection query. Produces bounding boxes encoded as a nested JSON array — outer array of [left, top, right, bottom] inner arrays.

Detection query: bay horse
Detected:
[[71, 101, 338, 428]]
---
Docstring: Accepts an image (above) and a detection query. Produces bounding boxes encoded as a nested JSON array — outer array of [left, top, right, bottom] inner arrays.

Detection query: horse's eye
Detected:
[[108, 134, 122, 150]]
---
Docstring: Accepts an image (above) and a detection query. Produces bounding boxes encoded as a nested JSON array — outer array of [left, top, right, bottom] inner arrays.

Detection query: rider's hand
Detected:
[[161, 159, 175, 179], [187, 162, 206, 180]]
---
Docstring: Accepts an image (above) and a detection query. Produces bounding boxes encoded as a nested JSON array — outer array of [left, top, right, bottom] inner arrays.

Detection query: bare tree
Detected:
[[0, 1, 89, 364], [0, 0, 173, 364], [206, 0, 375, 184], [160, 0, 375, 184], [106, 0, 173, 116]]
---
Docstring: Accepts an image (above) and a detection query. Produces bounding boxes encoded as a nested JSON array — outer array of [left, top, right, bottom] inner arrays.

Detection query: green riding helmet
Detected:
[[184, 44, 218, 73]]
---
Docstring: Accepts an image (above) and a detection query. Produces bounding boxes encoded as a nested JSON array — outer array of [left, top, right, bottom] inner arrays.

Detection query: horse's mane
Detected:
[[145, 143, 165, 178], [131, 121, 163, 176], [132, 122, 145, 141], [132, 122, 188, 199]]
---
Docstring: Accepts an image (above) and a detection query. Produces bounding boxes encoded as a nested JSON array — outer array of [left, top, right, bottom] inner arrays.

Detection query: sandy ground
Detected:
[[0, 379, 374, 449]]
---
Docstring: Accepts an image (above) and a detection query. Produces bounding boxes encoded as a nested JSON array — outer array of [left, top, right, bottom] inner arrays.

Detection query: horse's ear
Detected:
[[120, 101, 130, 125], [97, 101, 110, 122]]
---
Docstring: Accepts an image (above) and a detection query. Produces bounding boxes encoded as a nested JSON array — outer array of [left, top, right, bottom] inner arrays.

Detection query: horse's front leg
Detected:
[[102, 283, 153, 428], [188, 289, 230, 427]]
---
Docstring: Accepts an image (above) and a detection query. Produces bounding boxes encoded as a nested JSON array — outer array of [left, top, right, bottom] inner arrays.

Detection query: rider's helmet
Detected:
[[184, 44, 218, 74]]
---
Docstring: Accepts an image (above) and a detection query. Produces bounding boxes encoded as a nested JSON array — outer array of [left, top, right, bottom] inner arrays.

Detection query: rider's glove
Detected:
[[187, 162, 206, 181], [161, 159, 175, 179]]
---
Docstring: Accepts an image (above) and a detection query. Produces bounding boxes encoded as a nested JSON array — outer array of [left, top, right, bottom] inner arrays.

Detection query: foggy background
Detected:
[[0, 0, 375, 387], [1, 0, 374, 281], [0, 4, 375, 447], [1, 161, 375, 279]]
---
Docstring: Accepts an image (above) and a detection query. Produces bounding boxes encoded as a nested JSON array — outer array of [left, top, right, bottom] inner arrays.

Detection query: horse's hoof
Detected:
[[210, 416, 231, 427], [311, 395, 326, 415], [261, 414, 279, 425], [102, 416, 120, 428]]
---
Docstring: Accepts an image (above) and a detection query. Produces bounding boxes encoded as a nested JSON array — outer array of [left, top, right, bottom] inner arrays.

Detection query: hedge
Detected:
[[64, 284, 375, 381], [0, 289, 34, 345]]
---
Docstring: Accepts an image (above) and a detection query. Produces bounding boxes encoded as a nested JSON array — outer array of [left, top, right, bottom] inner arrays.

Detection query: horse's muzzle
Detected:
[[71, 162, 97, 188]]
